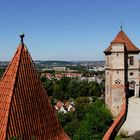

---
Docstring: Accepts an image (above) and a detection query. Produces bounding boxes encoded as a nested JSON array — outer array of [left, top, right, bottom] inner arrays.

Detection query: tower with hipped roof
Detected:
[[104, 28, 140, 116], [0, 33, 69, 140]]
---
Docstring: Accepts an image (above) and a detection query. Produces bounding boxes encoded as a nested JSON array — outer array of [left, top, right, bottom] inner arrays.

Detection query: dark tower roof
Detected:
[[0, 35, 69, 140], [104, 30, 140, 53]]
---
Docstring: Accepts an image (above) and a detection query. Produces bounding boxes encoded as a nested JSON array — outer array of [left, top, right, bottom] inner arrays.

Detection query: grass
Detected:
[[115, 135, 122, 140]]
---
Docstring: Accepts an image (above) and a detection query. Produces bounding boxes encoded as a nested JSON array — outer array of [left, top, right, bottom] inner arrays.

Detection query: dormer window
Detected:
[[129, 56, 134, 65]]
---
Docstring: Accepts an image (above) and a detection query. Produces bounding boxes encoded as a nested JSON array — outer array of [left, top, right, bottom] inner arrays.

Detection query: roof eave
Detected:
[[127, 50, 140, 53]]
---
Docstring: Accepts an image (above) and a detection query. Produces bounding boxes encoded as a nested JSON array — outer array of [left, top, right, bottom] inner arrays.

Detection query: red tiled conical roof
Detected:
[[0, 40, 69, 140], [104, 30, 140, 53]]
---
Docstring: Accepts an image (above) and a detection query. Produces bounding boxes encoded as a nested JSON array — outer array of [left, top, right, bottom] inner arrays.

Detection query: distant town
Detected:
[[34, 60, 105, 70], [0, 60, 105, 83], [0, 60, 105, 68], [0, 60, 105, 85]]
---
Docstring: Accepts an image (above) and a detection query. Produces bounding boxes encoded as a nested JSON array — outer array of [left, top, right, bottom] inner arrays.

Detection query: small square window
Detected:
[[129, 56, 134, 65]]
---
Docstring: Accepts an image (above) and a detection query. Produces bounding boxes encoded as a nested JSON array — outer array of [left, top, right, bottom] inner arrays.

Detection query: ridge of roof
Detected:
[[0, 44, 23, 140], [104, 30, 140, 53], [0, 42, 69, 140]]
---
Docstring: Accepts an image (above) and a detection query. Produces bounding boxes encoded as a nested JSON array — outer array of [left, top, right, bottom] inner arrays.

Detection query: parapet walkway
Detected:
[[120, 97, 140, 136]]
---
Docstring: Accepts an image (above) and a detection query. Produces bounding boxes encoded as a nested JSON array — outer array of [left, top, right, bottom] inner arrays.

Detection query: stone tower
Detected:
[[104, 29, 139, 116]]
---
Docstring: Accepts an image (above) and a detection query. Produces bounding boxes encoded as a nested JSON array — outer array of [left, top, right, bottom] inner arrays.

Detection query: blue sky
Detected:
[[0, 0, 140, 61]]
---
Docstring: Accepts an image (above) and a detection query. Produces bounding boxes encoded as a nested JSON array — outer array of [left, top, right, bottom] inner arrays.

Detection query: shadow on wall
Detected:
[[130, 131, 140, 140], [128, 89, 134, 98]]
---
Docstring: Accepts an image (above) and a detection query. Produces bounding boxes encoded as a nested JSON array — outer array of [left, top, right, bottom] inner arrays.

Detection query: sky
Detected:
[[0, 0, 140, 61]]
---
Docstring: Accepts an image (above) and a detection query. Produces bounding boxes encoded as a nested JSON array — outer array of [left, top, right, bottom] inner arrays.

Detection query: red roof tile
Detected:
[[104, 30, 140, 53], [0, 42, 69, 140]]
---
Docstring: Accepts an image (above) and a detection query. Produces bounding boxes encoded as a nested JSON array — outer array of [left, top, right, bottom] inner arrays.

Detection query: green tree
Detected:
[[60, 76, 71, 92], [88, 81, 101, 97], [65, 80, 79, 99], [57, 112, 73, 127], [74, 97, 91, 120], [57, 99, 113, 140], [0, 67, 5, 78], [64, 119, 80, 138], [73, 100, 113, 140], [40, 76, 54, 96], [52, 83, 64, 100]]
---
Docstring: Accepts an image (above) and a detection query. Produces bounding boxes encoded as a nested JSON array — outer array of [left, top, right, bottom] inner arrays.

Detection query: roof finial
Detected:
[[19, 32, 25, 43], [120, 23, 123, 31]]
